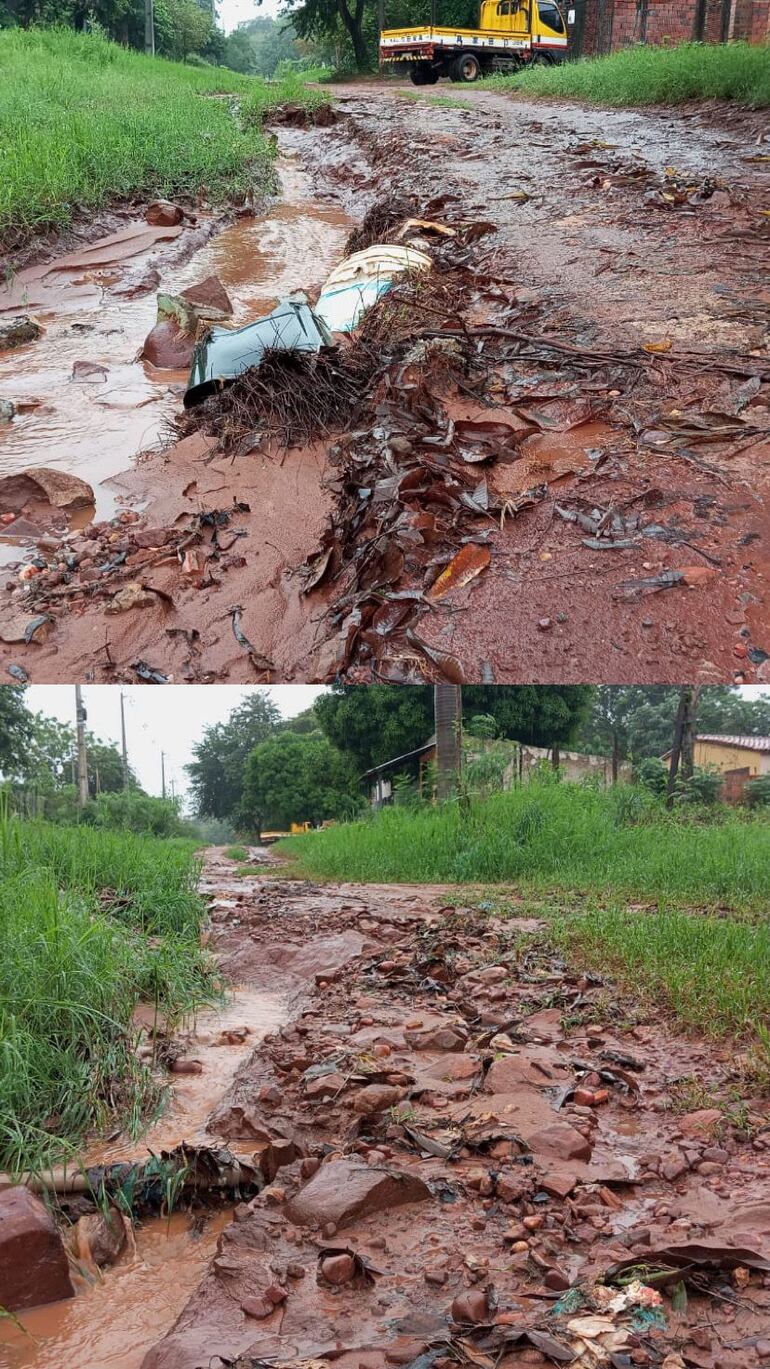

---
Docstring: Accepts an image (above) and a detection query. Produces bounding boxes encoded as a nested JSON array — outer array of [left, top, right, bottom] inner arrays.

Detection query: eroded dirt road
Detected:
[[0, 88, 768, 682], [5, 847, 770, 1369]]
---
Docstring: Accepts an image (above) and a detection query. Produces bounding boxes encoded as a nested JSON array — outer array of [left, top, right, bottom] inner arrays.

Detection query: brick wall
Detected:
[[570, 0, 769, 51]]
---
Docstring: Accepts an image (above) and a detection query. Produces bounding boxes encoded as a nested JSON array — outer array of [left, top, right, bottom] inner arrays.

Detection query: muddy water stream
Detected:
[[0, 139, 352, 561], [0, 853, 289, 1369], [0, 1210, 231, 1369]]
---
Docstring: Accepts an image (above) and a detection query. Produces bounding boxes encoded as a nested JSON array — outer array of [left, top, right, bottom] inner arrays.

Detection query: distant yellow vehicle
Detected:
[[380, 0, 567, 84], [290, 821, 313, 834]]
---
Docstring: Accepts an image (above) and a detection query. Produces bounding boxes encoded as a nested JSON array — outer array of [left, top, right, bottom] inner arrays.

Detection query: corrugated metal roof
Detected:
[[697, 734, 770, 752]]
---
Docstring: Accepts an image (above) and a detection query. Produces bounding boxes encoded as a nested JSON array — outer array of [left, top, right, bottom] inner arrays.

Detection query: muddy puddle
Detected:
[[0, 850, 291, 1369], [0, 1210, 231, 1369], [0, 140, 351, 562]]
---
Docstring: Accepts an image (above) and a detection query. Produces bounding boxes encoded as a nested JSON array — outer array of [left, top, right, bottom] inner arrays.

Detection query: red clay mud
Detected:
[[0, 90, 768, 681], [146, 854, 770, 1369]]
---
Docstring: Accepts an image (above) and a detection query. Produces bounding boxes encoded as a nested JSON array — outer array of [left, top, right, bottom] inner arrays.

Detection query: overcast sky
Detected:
[[220, 0, 283, 33], [24, 687, 326, 804]]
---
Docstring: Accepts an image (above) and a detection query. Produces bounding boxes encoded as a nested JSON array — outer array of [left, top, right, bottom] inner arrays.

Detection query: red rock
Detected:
[[573, 1088, 596, 1107], [544, 1268, 571, 1291], [424, 1267, 448, 1285], [679, 1108, 723, 1138], [525, 1121, 592, 1163], [320, 1253, 356, 1284], [285, 1158, 430, 1230], [286, 1262, 305, 1278], [141, 319, 194, 370], [351, 1084, 404, 1115], [300, 1157, 320, 1179], [133, 527, 172, 550], [540, 1173, 577, 1200], [264, 1282, 287, 1304], [146, 199, 185, 226], [241, 1295, 274, 1319], [305, 1071, 346, 1099], [180, 275, 233, 318], [451, 1288, 489, 1323], [0, 1187, 74, 1311], [661, 1156, 689, 1182], [406, 1023, 468, 1051]]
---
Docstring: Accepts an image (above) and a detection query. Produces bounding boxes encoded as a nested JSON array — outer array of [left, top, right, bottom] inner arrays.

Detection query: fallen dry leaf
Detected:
[[426, 544, 491, 602]]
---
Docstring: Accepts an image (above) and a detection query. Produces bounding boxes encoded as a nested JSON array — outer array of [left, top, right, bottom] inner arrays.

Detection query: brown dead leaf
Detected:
[[643, 337, 673, 354], [426, 544, 491, 603]]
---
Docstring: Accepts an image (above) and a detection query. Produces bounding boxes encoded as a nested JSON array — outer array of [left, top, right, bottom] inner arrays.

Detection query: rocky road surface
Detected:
[[1, 88, 768, 683], [140, 847, 770, 1369]]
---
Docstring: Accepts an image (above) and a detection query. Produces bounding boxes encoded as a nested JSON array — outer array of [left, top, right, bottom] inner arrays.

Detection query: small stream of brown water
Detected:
[[0, 138, 352, 561], [0, 851, 288, 1369]]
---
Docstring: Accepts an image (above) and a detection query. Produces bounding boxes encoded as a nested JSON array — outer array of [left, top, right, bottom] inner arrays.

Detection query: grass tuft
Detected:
[[486, 42, 770, 109], [0, 811, 213, 1174], [0, 28, 323, 257]]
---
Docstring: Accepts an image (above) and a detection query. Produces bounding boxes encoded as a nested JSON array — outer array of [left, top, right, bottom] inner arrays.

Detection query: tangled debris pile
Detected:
[[140, 863, 770, 1369]]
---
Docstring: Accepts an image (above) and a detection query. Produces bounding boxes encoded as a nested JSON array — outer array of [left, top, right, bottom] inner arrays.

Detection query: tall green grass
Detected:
[[0, 28, 321, 255], [280, 783, 770, 912], [551, 902, 770, 1040], [0, 813, 212, 1174], [487, 42, 770, 108]]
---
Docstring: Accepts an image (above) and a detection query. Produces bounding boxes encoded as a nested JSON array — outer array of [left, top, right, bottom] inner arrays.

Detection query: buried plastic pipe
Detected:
[[0, 1158, 257, 1196]]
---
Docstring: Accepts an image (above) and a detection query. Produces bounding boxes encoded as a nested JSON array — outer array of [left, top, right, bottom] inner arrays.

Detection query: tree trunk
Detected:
[[667, 687, 696, 809], [552, 744, 560, 772], [434, 685, 462, 801], [337, 0, 370, 69], [611, 731, 619, 784], [681, 686, 700, 781]]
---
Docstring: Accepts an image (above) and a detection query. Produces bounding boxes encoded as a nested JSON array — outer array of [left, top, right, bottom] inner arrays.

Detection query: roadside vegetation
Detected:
[[280, 782, 770, 911], [0, 27, 320, 256], [0, 809, 213, 1175], [487, 41, 770, 108]]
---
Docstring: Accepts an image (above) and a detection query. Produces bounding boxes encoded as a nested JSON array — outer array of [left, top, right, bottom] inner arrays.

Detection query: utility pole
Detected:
[[434, 685, 462, 801], [120, 692, 129, 791], [161, 751, 166, 800], [378, 0, 385, 35], [74, 686, 89, 809], [144, 0, 155, 56]]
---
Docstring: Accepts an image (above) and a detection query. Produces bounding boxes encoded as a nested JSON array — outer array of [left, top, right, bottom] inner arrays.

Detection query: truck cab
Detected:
[[379, 0, 567, 84]]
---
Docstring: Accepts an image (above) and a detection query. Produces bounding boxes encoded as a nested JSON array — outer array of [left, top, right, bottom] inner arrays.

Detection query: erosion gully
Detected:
[[0, 88, 768, 683], [3, 845, 770, 1369]]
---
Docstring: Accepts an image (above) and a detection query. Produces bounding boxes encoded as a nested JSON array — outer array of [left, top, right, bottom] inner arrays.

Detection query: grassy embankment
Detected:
[[0, 27, 323, 257], [280, 784, 770, 1044], [487, 41, 770, 108], [0, 812, 213, 1174]]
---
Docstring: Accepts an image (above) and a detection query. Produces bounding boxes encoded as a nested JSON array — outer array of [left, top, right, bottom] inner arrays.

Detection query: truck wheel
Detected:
[[450, 52, 481, 82], [410, 62, 438, 85]]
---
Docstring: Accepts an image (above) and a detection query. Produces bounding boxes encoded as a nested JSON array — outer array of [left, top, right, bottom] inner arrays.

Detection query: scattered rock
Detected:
[[0, 468, 94, 514], [451, 1288, 489, 1323], [0, 316, 43, 351], [350, 1084, 405, 1115], [285, 1158, 430, 1230], [320, 1253, 356, 1284], [0, 1186, 74, 1311], [145, 200, 185, 227]]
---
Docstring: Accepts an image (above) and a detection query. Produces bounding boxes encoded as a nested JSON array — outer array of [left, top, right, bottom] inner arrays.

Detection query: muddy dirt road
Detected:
[[0, 88, 768, 683], [6, 847, 770, 1369]]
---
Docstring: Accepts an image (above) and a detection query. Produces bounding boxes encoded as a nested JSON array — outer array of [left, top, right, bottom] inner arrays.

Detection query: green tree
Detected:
[[15, 714, 137, 794], [579, 686, 770, 767], [242, 731, 359, 836], [186, 692, 282, 822], [0, 687, 32, 775], [315, 686, 593, 774]]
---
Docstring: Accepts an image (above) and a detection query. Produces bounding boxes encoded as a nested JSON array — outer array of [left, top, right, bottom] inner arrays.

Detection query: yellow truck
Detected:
[[379, 0, 568, 84]]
